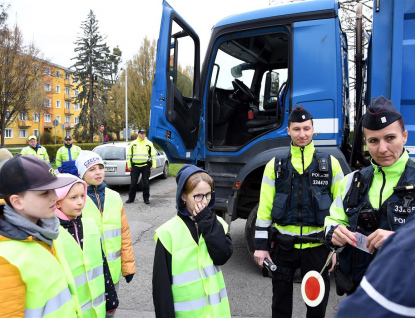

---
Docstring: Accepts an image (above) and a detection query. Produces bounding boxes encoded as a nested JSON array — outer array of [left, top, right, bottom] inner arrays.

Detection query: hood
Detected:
[[175, 164, 215, 216], [55, 174, 87, 220]]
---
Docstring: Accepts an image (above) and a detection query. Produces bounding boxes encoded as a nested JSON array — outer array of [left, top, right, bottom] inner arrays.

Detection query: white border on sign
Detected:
[[301, 270, 325, 307]]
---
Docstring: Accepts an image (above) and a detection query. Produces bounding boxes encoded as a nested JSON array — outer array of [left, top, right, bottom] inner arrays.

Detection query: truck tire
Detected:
[[244, 204, 262, 270]]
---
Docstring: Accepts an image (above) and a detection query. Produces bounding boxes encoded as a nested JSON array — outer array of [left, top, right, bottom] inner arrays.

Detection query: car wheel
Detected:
[[161, 162, 169, 179]]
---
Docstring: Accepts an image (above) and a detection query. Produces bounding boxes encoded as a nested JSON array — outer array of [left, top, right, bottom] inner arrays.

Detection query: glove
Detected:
[[124, 274, 134, 283]]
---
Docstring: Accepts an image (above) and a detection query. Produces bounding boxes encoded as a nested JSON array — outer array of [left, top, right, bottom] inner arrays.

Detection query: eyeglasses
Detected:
[[192, 191, 214, 202]]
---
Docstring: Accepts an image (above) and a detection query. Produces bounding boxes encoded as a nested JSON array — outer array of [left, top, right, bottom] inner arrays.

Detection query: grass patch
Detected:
[[168, 163, 184, 177]]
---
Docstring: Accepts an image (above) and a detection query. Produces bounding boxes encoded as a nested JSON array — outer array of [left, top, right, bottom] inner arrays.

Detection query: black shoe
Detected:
[[144, 200, 150, 205], [125, 199, 134, 204]]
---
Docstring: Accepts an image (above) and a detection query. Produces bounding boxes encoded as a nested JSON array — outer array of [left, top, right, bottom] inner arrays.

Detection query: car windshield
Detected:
[[94, 147, 126, 160]]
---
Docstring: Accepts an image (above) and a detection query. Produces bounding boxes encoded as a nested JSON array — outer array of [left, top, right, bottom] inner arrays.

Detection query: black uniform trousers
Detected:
[[128, 164, 151, 201], [271, 244, 330, 318]]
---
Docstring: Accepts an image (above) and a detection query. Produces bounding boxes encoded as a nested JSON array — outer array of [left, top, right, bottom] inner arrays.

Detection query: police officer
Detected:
[[254, 105, 344, 318], [20, 135, 50, 165], [325, 96, 413, 294], [126, 128, 156, 204], [56, 135, 82, 176]]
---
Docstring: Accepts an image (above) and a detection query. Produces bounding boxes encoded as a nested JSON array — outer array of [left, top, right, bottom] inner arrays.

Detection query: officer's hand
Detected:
[[254, 250, 272, 268], [328, 252, 336, 273], [124, 274, 134, 283], [151, 167, 155, 172], [367, 229, 394, 253], [332, 225, 356, 247]]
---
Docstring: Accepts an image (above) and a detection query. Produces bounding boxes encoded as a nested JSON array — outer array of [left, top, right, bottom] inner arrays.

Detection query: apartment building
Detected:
[[3, 62, 81, 145]]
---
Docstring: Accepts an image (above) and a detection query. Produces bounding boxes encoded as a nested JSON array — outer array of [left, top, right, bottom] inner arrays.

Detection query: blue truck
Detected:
[[149, 0, 415, 258]]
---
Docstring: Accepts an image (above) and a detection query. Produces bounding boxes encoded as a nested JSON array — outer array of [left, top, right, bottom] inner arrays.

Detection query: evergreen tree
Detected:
[[72, 10, 119, 142]]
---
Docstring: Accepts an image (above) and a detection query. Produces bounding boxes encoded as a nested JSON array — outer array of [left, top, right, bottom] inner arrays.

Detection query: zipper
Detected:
[[298, 148, 305, 227], [195, 222, 200, 243], [72, 219, 81, 246], [94, 187, 103, 214], [379, 167, 386, 208]]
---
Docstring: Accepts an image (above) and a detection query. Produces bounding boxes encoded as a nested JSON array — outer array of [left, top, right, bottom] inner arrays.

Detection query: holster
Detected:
[[333, 263, 356, 296]]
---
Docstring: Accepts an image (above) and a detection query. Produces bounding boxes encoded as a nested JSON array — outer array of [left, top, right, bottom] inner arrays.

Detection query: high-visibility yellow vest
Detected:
[[126, 138, 156, 168], [54, 218, 106, 317], [155, 216, 231, 318], [83, 188, 122, 284], [21, 145, 50, 163], [0, 239, 78, 317]]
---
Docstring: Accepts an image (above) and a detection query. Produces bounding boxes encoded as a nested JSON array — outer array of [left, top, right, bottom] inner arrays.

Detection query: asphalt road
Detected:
[[110, 177, 344, 318]]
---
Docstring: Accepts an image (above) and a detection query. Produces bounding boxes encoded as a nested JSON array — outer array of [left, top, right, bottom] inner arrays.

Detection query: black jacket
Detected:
[[152, 209, 233, 318]]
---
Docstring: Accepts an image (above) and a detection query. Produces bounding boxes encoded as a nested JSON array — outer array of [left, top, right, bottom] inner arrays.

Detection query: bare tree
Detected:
[[27, 79, 49, 133], [0, 5, 48, 145]]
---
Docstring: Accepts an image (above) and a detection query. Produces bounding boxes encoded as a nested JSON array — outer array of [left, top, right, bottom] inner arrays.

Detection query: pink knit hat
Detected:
[[55, 174, 87, 220]]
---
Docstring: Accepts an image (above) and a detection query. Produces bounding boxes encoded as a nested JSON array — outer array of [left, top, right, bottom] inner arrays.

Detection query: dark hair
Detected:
[[288, 119, 313, 128], [182, 172, 214, 195]]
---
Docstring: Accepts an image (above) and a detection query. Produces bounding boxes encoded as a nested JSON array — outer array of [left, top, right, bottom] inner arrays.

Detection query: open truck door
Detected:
[[149, 1, 201, 164]]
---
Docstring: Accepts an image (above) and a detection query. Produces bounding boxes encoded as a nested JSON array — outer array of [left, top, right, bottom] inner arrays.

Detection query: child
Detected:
[[0, 155, 78, 317], [54, 174, 119, 317], [75, 151, 136, 317], [152, 164, 233, 318]]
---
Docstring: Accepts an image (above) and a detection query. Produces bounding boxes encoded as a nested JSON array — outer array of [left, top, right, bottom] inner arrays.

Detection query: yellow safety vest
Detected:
[[83, 188, 122, 284], [0, 239, 78, 317], [155, 216, 231, 318], [21, 145, 50, 163], [54, 218, 106, 317], [126, 138, 156, 168]]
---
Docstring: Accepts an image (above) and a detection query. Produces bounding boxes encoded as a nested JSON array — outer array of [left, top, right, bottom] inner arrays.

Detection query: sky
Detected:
[[6, 0, 271, 69]]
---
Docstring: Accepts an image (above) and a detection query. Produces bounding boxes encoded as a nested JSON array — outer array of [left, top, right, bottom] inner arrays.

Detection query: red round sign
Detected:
[[301, 271, 325, 307], [100, 125, 104, 131]]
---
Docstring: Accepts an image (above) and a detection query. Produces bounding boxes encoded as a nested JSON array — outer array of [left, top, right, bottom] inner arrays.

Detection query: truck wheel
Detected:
[[244, 204, 262, 270]]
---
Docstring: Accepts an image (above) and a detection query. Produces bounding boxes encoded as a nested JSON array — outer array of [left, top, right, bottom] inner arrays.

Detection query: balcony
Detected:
[[64, 108, 74, 115], [18, 120, 32, 128], [64, 94, 71, 101], [64, 78, 72, 86], [65, 123, 75, 129], [43, 121, 53, 128]]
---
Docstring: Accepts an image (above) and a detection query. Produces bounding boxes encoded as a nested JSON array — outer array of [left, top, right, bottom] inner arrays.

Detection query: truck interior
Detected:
[[206, 29, 290, 150]]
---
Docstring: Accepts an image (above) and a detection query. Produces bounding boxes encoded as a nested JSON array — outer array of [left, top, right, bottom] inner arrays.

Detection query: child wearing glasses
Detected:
[[152, 164, 233, 318]]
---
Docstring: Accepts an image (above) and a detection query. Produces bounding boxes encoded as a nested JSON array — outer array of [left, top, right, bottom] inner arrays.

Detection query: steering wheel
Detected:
[[232, 79, 259, 103]]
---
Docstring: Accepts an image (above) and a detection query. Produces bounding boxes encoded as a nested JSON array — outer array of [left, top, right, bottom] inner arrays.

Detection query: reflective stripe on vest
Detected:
[[83, 188, 122, 284], [154, 215, 231, 317], [0, 239, 77, 317], [21, 145, 50, 163], [54, 218, 106, 317]]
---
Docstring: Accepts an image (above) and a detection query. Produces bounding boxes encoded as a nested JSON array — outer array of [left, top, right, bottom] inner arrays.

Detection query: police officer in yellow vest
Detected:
[[153, 164, 233, 317], [0, 155, 78, 317], [126, 128, 156, 205], [325, 96, 413, 295], [56, 135, 82, 176], [21, 135, 51, 166], [254, 105, 344, 318]]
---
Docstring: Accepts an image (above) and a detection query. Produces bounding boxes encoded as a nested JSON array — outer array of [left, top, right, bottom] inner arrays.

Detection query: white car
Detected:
[[92, 142, 169, 187]]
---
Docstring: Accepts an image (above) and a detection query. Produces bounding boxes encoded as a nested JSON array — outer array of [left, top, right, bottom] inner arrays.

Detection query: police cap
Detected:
[[362, 96, 402, 130], [288, 104, 313, 123]]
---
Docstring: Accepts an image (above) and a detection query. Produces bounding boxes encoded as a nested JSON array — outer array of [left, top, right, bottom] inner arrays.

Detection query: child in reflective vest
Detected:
[[152, 164, 233, 318], [55, 174, 118, 316]]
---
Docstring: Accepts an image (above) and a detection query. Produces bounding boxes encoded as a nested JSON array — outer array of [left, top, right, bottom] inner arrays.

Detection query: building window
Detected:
[[56, 115, 61, 123], [65, 87, 70, 95], [65, 130, 71, 138], [56, 85, 60, 93], [5, 129, 13, 138], [56, 70, 61, 78], [56, 100, 61, 108], [74, 103, 80, 111], [19, 129, 27, 138], [65, 116, 71, 123], [74, 90, 79, 97], [44, 83, 51, 91], [18, 112, 28, 120], [44, 114, 51, 122], [74, 117, 79, 124], [33, 113, 40, 122], [33, 129, 39, 137], [65, 102, 70, 109], [43, 67, 51, 75], [5, 110, 11, 119], [45, 98, 51, 107]]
